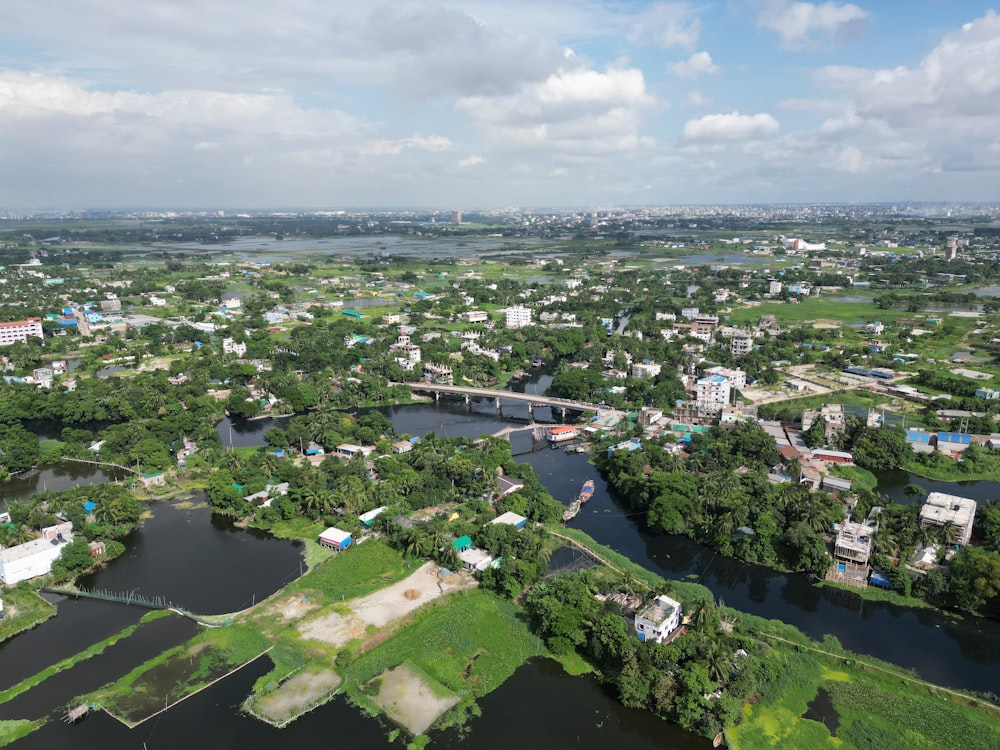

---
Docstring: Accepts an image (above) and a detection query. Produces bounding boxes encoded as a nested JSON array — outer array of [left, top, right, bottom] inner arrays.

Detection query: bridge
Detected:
[[404, 382, 625, 420], [40, 586, 220, 626], [62, 457, 139, 475]]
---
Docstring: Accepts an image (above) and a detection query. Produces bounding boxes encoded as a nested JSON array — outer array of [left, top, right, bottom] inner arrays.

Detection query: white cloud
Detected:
[[682, 90, 711, 108], [669, 51, 719, 80], [456, 66, 655, 161], [365, 134, 452, 156], [628, 2, 702, 50], [458, 154, 486, 168], [681, 111, 779, 143], [757, 1, 869, 49]]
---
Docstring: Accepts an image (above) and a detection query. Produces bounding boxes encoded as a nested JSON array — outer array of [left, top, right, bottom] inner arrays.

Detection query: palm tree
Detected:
[[403, 527, 429, 558], [689, 598, 716, 632], [705, 643, 732, 685]]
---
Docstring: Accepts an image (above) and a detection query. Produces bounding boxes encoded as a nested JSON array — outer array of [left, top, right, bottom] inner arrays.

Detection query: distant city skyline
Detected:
[[1, 1, 999, 209]]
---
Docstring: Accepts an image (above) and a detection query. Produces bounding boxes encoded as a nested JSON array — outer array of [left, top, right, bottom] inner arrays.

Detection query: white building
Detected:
[[0, 522, 74, 585], [461, 310, 490, 324], [221, 296, 242, 309], [0, 318, 43, 347], [631, 361, 662, 380], [704, 366, 747, 390], [919, 492, 977, 547], [768, 280, 782, 295], [505, 305, 532, 329], [222, 338, 247, 356], [634, 594, 683, 644], [695, 375, 731, 410]]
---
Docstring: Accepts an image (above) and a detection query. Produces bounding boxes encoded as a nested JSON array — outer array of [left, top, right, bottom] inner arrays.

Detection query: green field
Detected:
[[285, 539, 411, 603], [0, 588, 56, 644], [728, 295, 911, 325], [338, 588, 546, 730], [726, 648, 1000, 750]]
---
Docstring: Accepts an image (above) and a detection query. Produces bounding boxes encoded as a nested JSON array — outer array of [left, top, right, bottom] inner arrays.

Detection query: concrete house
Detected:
[[318, 527, 352, 551], [634, 594, 683, 644], [919, 492, 976, 547], [0, 522, 74, 585]]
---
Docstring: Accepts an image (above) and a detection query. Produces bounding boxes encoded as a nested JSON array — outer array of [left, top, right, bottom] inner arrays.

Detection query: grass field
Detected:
[[728, 296, 911, 326], [726, 647, 1000, 750], [0, 720, 40, 747], [0, 588, 56, 644], [285, 539, 411, 603], [338, 588, 545, 732]]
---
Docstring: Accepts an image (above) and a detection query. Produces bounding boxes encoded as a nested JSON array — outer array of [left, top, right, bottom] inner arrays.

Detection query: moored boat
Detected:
[[547, 426, 579, 443], [579, 479, 595, 503]]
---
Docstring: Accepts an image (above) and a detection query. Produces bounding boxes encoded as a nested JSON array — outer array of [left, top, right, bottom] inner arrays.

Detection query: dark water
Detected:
[[78, 496, 305, 615], [0, 613, 199, 721], [0, 596, 145, 692], [216, 415, 294, 449], [1, 463, 124, 503], [876, 468, 999, 505], [13, 657, 708, 750]]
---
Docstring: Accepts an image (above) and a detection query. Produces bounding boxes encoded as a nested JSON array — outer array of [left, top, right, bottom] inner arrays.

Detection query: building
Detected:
[[459, 547, 495, 572], [634, 594, 683, 644], [694, 375, 731, 410], [936, 431, 972, 454], [461, 310, 490, 324], [730, 332, 753, 357], [318, 527, 352, 551], [359, 506, 388, 527], [0, 522, 74, 585], [505, 305, 532, 329], [490, 511, 527, 529], [919, 492, 976, 547], [768, 280, 782, 295], [0, 317, 43, 347], [631, 360, 662, 379], [222, 338, 247, 356], [802, 403, 846, 443]]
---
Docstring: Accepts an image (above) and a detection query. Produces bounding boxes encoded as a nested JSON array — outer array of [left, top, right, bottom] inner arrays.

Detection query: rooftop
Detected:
[[636, 594, 681, 626]]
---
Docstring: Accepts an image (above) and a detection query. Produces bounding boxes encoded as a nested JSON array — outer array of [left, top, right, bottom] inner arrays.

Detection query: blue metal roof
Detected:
[[937, 432, 971, 444]]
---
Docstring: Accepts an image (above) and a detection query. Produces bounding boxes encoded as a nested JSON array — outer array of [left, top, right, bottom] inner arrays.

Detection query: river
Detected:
[[5, 391, 1000, 748]]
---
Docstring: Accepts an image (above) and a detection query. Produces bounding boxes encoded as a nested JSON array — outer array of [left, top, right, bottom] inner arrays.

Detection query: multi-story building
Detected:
[[0, 318, 43, 347], [505, 305, 532, 329], [631, 360, 662, 380], [695, 374, 731, 410], [730, 332, 754, 357], [919, 492, 976, 547]]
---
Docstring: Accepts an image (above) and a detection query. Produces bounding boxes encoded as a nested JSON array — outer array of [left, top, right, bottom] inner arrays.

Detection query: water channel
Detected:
[[4, 383, 1000, 747]]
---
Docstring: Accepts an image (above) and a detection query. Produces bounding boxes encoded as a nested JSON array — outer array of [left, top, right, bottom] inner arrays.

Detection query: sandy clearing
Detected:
[[255, 669, 342, 723], [297, 561, 476, 648], [375, 664, 458, 735]]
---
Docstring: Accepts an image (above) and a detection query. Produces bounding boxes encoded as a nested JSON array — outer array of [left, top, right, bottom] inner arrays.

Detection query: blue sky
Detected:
[[0, 1, 998, 209]]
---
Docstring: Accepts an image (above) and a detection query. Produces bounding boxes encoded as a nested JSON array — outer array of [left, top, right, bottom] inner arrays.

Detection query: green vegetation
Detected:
[[0, 587, 56, 642], [827, 464, 878, 491], [0, 720, 41, 747], [338, 589, 545, 730], [727, 646, 1000, 750], [286, 539, 410, 602]]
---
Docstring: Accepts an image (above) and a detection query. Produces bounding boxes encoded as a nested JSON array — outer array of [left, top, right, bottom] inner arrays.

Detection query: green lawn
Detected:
[[338, 588, 546, 729], [285, 539, 411, 603], [726, 648, 1000, 750], [728, 296, 911, 325], [0, 720, 40, 748], [0, 588, 56, 644]]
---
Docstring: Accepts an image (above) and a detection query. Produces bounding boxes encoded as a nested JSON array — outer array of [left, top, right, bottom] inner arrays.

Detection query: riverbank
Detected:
[[0, 589, 55, 643]]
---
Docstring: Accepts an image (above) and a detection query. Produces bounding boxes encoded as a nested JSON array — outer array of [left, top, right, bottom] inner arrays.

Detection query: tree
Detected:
[[948, 546, 1000, 612]]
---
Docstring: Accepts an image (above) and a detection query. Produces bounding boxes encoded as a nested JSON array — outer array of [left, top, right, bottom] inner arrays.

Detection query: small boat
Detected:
[[579, 479, 595, 503], [562, 498, 581, 522]]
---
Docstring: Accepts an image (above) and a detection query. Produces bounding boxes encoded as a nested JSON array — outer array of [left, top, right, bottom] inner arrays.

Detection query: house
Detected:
[[906, 429, 935, 454], [458, 547, 496, 572], [0, 522, 74, 585], [822, 475, 852, 493], [318, 527, 352, 551], [975, 387, 1000, 400], [490, 511, 527, 530], [936, 431, 971, 454], [391, 440, 413, 454], [495, 474, 525, 497], [0, 317, 44, 347], [505, 305, 532, 329], [359, 506, 388, 527], [335, 444, 373, 460], [919, 492, 976, 547], [634, 594, 683, 644], [811, 449, 853, 465], [140, 472, 166, 488], [451, 535, 473, 553]]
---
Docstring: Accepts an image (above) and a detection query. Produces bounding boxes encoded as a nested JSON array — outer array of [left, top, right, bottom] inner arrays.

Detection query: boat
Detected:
[[562, 497, 581, 522], [547, 426, 579, 443], [579, 479, 595, 503]]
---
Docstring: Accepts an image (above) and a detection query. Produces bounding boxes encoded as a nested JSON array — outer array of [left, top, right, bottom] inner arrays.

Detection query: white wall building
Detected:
[[505, 305, 532, 329], [222, 338, 247, 356], [730, 332, 754, 357], [0, 522, 74, 585], [919, 492, 977, 547], [634, 594, 683, 643], [0, 318, 43, 347], [695, 375, 731, 410]]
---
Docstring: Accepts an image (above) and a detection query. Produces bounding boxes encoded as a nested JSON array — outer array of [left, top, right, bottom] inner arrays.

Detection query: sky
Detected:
[[1, 1, 999, 210]]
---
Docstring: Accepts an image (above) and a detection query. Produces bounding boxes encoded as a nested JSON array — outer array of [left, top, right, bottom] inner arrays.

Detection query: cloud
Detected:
[[628, 2, 702, 50], [681, 111, 779, 142], [365, 134, 452, 156], [455, 65, 655, 162], [757, 1, 869, 49], [669, 51, 719, 80], [458, 154, 486, 168]]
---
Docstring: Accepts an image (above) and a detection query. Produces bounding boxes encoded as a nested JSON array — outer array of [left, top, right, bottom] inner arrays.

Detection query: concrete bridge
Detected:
[[404, 382, 625, 420]]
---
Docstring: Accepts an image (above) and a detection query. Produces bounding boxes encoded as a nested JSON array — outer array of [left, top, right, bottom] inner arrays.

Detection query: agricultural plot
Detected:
[[250, 668, 342, 726], [372, 663, 458, 735]]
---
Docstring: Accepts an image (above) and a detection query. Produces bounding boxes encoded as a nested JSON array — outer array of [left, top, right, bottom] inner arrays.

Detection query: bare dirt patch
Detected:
[[260, 593, 320, 623], [374, 664, 458, 735], [254, 668, 342, 724], [297, 562, 476, 648]]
